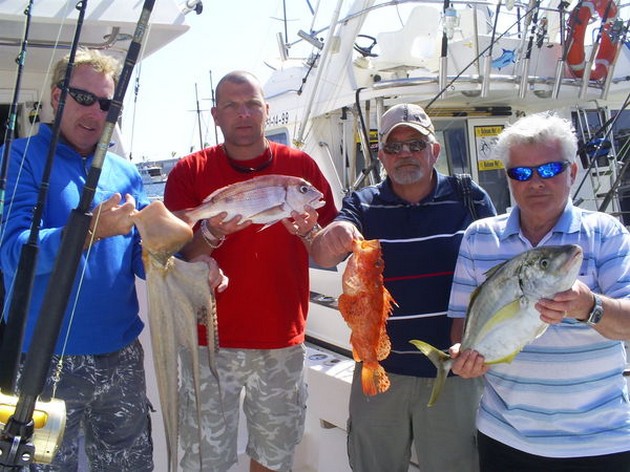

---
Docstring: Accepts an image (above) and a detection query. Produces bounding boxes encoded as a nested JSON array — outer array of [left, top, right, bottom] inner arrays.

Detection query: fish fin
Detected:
[[532, 322, 549, 340], [376, 331, 392, 361], [475, 299, 521, 340], [376, 364, 391, 394], [352, 347, 361, 363], [361, 362, 390, 396], [251, 205, 287, 231], [409, 340, 452, 406], [257, 220, 282, 232], [488, 345, 525, 364], [482, 260, 509, 279]]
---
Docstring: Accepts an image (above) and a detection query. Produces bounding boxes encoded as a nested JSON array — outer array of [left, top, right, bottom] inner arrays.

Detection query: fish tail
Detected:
[[409, 340, 452, 407], [361, 361, 390, 396]]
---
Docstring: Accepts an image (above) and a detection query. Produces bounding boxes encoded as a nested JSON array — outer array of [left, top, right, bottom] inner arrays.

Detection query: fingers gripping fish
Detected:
[[410, 244, 584, 406]]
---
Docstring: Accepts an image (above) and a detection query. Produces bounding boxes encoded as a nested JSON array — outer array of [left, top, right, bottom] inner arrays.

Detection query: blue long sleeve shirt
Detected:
[[0, 124, 148, 355]]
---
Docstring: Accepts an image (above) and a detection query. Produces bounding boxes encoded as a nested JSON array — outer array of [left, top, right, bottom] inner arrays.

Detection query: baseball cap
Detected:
[[379, 104, 435, 144]]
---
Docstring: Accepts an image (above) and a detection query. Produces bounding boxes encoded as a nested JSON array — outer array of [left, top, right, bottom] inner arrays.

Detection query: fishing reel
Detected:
[[0, 392, 65, 465]]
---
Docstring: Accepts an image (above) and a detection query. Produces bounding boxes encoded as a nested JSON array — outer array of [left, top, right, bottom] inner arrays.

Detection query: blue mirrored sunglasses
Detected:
[[382, 139, 428, 155], [506, 161, 570, 181], [58, 82, 112, 112]]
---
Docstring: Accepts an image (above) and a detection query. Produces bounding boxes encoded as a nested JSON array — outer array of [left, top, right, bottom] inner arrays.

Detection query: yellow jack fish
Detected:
[[411, 244, 583, 406]]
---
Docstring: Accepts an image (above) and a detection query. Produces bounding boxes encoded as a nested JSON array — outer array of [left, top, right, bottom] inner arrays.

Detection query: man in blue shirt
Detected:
[[450, 112, 630, 471], [311, 103, 496, 471], [1, 49, 151, 470]]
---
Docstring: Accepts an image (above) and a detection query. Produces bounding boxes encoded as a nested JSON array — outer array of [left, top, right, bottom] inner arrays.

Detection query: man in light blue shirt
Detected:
[[448, 112, 630, 471]]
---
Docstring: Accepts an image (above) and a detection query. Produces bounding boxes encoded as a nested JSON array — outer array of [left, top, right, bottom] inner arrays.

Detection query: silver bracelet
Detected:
[[200, 220, 225, 249], [298, 223, 322, 244]]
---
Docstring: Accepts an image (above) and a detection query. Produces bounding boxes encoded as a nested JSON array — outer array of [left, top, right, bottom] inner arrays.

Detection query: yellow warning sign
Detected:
[[478, 159, 504, 171], [474, 124, 504, 169], [475, 126, 504, 138]]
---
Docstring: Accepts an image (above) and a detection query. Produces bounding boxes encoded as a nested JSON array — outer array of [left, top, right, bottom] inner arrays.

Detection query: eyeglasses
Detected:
[[506, 161, 570, 181], [381, 139, 429, 155], [58, 82, 112, 112]]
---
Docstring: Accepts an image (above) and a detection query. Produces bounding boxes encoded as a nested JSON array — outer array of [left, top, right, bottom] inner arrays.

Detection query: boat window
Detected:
[[266, 130, 289, 145], [438, 122, 469, 175]]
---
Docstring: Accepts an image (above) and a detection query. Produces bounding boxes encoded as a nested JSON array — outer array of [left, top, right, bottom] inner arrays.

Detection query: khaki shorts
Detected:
[[179, 344, 307, 472], [348, 369, 481, 472]]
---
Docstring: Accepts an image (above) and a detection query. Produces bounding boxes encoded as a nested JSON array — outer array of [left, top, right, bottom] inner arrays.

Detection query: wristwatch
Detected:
[[583, 294, 604, 326]]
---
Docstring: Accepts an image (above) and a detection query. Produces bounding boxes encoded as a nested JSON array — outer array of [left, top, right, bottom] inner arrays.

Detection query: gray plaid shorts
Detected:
[[179, 344, 307, 472]]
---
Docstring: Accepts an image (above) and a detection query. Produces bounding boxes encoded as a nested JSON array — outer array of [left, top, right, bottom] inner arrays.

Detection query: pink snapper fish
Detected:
[[180, 174, 325, 228]]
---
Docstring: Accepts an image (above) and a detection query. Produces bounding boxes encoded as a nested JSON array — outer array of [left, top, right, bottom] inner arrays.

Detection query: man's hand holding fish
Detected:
[[310, 220, 364, 266], [280, 204, 322, 245], [451, 273, 596, 379], [449, 344, 489, 379]]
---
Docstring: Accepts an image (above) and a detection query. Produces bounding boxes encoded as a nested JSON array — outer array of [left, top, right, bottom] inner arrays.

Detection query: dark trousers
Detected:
[[478, 431, 630, 472]]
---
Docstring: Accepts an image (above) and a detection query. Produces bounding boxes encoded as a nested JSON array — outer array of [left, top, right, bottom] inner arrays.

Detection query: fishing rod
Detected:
[[571, 90, 630, 207], [0, 0, 35, 363], [426, 1, 540, 109], [481, 0, 503, 97], [0, 0, 87, 399], [518, 0, 542, 99], [0, 0, 34, 225], [0, 0, 156, 467], [552, 0, 573, 98], [439, 0, 456, 92], [0, 0, 35, 394]]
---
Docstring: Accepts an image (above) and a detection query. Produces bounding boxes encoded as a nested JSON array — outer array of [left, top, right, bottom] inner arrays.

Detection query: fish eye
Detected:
[[539, 258, 550, 269], [298, 185, 309, 194]]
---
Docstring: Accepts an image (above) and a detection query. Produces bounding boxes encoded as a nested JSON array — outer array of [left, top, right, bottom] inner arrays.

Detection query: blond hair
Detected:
[[51, 48, 121, 92]]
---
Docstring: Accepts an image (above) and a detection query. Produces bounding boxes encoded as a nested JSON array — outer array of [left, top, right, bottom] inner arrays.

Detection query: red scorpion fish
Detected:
[[338, 239, 396, 396]]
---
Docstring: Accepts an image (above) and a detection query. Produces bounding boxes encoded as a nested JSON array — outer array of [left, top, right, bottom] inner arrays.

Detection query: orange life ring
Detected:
[[566, 0, 619, 81]]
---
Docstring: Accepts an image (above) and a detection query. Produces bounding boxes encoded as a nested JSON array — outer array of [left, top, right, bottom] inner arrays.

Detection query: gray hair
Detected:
[[493, 112, 578, 165]]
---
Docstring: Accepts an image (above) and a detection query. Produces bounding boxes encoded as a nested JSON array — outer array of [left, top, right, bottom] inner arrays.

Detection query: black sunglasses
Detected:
[[58, 82, 112, 112], [506, 161, 570, 181], [382, 139, 429, 155]]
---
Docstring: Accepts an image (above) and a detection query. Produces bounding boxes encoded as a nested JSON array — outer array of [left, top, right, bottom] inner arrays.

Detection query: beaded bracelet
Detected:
[[200, 219, 225, 249]]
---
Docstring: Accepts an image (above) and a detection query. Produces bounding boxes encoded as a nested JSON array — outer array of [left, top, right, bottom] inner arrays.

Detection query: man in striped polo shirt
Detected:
[[450, 112, 630, 471]]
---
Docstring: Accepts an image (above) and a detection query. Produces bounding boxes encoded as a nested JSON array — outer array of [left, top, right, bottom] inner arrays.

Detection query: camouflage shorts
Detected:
[[18, 339, 153, 471], [179, 344, 307, 472]]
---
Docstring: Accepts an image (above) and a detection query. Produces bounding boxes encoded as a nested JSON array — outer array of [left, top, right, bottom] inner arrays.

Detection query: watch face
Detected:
[[590, 307, 604, 324], [588, 295, 604, 325]]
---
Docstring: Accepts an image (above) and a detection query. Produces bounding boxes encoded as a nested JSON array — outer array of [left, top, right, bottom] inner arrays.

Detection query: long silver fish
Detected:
[[179, 174, 325, 227], [410, 244, 583, 406], [131, 201, 217, 472]]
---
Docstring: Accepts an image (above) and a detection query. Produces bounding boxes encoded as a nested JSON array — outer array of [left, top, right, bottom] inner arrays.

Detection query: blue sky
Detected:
[[121, 0, 315, 162]]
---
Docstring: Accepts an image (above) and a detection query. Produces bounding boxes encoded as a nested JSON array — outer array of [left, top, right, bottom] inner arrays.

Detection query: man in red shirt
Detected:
[[164, 70, 337, 472]]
